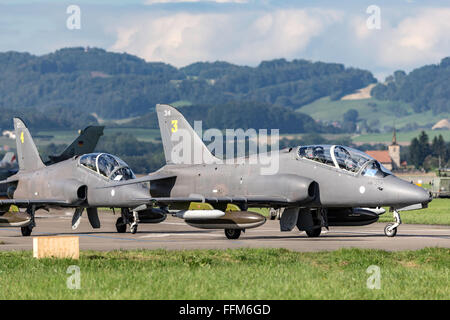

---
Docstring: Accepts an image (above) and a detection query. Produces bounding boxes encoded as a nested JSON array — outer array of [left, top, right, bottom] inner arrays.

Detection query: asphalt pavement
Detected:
[[0, 210, 448, 251]]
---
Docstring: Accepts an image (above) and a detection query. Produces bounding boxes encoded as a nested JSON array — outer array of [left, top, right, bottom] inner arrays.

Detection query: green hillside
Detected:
[[299, 97, 445, 132], [0, 48, 375, 127]]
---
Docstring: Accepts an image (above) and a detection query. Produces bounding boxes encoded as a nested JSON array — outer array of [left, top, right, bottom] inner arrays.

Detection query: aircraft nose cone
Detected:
[[397, 180, 432, 205]]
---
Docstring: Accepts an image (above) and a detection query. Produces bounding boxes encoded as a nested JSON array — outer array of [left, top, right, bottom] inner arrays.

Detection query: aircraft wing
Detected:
[[133, 195, 291, 206], [0, 177, 19, 185], [0, 199, 71, 206], [98, 172, 177, 189]]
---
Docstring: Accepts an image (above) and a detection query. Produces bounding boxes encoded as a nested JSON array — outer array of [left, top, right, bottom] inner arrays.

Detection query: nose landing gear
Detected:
[[384, 209, 401, 237]]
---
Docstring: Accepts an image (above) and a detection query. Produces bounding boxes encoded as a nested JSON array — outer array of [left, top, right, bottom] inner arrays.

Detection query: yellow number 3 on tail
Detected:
[[20, 132, 24, 144], [171, 120, 178, 133]]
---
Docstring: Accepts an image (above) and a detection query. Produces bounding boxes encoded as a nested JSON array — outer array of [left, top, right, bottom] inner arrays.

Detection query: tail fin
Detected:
[[47, 125, 104, 164], [156, 104, 219, 164], [1, 152, 16, 164], [13, 118, 45, 172]]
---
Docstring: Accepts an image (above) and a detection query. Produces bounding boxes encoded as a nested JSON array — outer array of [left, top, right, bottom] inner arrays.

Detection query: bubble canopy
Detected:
[[297, 145, 392, 177], [79, 153, 136, 181]]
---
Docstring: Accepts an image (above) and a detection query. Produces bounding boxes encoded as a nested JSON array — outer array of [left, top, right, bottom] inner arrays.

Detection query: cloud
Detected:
[[110, 8, 342, 66], [351, 8, 450, 70]]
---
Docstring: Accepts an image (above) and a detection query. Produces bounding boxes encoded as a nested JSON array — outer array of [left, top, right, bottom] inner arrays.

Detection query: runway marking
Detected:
[[161, 222, 189, 226], [139, 233, 221, 238]]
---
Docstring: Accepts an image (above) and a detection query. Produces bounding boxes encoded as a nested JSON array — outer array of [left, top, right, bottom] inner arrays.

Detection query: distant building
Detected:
[[388, 127, 401, 169], [366, 150, 393, 170], [366, 128, 401, 171]]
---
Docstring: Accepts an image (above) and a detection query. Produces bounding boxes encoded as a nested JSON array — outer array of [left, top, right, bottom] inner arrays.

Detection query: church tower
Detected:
[[388, 127, 401, 169]]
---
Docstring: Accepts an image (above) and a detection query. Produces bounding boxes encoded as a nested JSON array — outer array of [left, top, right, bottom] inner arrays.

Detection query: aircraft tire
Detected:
[[224, 229, 241, 239], [115, 217, 127, 233], [384, 223, 397, 237], [21, 225, 32, 237], [305, 227, 321, 237]]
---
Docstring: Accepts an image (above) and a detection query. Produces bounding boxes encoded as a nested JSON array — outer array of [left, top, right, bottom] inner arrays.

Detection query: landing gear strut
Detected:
[[21, 205, 36, 237], [116, 208, 139, 234], [384, 209, 401, 237], [130, 211, 139, 234]]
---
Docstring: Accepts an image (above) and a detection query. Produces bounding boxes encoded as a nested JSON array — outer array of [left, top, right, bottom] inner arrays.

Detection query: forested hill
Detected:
[[371, 57, 450, 115], [0, 47, 375, 131]]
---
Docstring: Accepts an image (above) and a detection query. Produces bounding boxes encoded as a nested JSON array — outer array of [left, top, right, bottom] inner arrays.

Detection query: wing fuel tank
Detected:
[[176, 209, 225, 220], [138, 207, 167, 224], [0, 211, 31, 227], [327, 208, 380, 226], [184, 210, 266, 230]]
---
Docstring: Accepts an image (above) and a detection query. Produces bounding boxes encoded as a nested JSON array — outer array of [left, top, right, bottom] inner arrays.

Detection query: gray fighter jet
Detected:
[[103, 104, 432, 239], [0, 121, 149, 235], [0, 118, 263, 237], [0, 125, 104, 197]]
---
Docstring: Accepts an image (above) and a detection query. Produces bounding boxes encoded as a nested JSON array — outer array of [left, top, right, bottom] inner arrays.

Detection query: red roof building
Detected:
[[366, 150, 393, 170]]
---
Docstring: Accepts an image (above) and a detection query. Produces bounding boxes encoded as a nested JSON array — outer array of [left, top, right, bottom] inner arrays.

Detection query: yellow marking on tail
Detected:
[[171, 120, 178, 133]]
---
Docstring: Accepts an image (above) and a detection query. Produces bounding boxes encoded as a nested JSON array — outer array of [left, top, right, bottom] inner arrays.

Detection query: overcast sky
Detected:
[[1, 0, 450, 80]]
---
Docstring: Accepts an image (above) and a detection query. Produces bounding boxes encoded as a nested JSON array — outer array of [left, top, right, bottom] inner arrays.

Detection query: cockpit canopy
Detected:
[[79, 153, 136, 181], [297, 145, 392, 177]]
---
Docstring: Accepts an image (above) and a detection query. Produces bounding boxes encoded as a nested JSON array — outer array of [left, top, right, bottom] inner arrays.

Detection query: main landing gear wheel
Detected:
[[305, 228, 321, 237], [224, 229, 241, 239], [21, 225, 33, 237], [115, 217, 127, 233], [384, 223, 397, 237]]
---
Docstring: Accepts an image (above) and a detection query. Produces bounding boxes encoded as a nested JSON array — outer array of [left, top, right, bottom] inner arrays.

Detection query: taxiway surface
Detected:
[[0, 211, 448, 251]]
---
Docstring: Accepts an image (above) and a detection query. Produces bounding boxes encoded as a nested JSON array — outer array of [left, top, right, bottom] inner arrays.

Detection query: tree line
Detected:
[[371, 58, 450, 115], [0, 47, 375, 131], [409, 132, 449, 170]]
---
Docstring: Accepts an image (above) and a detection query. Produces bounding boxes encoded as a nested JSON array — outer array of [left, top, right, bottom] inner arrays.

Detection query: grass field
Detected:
[[352, 130, 450, 144], [378, 198, 450, 225], [0, 248, 447, 299], [299, 97, 447, 134]]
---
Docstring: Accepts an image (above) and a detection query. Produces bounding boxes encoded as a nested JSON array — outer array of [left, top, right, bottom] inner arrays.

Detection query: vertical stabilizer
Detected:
[[1, 152, 15, 164], [47, 125, 104, 164], [156, 104, 219, 164], [13, 118, 45, 171]]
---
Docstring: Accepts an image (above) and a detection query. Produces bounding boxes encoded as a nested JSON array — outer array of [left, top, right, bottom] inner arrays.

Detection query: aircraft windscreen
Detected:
[[298, 145, 382, 174], [333, 146, 372, 173], [80, 153, 136, 181], [362, 160, 392, 178]]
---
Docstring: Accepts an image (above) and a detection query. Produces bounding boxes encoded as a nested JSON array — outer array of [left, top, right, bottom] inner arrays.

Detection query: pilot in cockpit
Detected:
[[313, 146, 325, 163]]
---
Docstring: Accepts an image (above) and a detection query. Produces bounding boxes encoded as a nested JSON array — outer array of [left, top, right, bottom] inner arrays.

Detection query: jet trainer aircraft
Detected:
[[0, 125, 104, 196], [1, 106, 433, 240], [0, 118, 265, 237], [103, 104, 432, 239], [0, 119, 134, 235]]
